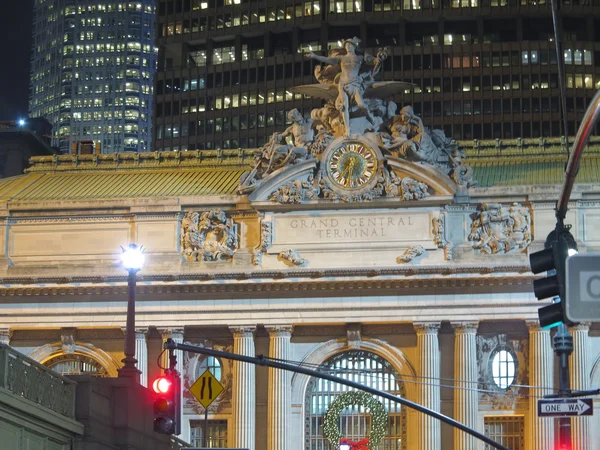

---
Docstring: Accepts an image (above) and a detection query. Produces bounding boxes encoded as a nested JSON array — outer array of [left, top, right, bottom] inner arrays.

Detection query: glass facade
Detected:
[[154, 0, 600, 152], [29, 0, 158, 153]]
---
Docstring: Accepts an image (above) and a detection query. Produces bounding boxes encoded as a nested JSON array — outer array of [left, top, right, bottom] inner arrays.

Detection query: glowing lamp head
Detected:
[[339, 445, 351, 450], [18, 119, 26, 127], [152, 376, 171, 394], [121, 243, 145, 270]]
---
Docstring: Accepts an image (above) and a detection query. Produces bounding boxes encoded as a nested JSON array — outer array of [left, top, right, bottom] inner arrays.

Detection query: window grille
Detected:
[[190, 420, 228, 448], [45, 354, 107, 377], [491, 349, 516, 389], [484, 416, 524, 450], [195, 356, 223, 381], [305, 350, 406, 450]]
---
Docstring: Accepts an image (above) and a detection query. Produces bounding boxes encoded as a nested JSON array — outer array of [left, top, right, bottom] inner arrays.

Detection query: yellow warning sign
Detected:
[[189, 369, 224, 409]]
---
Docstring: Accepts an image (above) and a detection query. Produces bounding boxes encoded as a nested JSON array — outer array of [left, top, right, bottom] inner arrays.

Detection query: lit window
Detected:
[[491, 350, 516, 389]]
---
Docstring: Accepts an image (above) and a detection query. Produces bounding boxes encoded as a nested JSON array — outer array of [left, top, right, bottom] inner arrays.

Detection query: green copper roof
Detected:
[[460, 136, 600, 187], [0, 138, 598, 203]]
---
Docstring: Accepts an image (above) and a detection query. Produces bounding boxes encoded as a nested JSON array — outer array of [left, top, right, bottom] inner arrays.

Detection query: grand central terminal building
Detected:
[[3, 49, 600, 449]]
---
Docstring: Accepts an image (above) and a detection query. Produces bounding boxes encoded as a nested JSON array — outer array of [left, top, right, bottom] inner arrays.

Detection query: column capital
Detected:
[[0, 328, 13, 345], [414, 322, 441, 335], [135, 327, 149, 339], [230, 326, 257, 338], [265, 325, 293, 337], [569, 323, 591, 333], [451, 321, 479, 334], [157, 327, 185, 341], [526, 319, 543, 331]]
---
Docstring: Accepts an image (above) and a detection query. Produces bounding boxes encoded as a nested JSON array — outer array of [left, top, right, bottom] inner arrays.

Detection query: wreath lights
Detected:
[[324, 390, 388, 449]]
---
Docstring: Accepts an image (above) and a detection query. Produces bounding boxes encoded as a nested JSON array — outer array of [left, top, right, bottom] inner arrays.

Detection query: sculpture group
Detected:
[[238, 37, 475, 199]]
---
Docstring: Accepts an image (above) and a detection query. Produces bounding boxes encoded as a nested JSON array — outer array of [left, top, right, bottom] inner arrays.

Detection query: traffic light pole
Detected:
[[165, 341, 510, 450], [554, 324, 573, 449], [556, 88, 600, 224]]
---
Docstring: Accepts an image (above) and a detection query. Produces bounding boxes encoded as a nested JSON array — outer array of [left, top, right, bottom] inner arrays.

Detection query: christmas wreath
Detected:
[[324, 390, 387, 449]]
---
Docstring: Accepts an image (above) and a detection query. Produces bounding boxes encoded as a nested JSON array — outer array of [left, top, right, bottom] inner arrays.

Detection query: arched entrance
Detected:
[[304, 349, 407, 450]]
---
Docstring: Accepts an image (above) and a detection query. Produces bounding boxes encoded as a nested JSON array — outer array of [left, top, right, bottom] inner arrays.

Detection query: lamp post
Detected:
[[118, 243, 145, 381]]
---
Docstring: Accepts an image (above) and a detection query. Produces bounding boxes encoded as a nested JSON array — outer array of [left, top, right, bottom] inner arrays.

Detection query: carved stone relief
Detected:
[[432, 214, 453, 261], [60, 328, 76, 354], [396, 245, 426, 263], [278, 249, 307, 267], [477, 334, 528, 410], [252, 220, 272, 266], [180, 209, 238, 262], [346, 324, 362, 349], [182, 340, 234, 414], [468, 203, 532, 255], [268, 165, 432, 205]]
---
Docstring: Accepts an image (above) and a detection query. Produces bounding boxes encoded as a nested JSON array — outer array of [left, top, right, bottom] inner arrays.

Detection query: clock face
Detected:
[[327, 141, 378, 189]]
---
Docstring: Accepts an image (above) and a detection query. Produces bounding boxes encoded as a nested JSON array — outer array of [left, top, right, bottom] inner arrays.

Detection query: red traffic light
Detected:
[[152, 376, 172, 394]]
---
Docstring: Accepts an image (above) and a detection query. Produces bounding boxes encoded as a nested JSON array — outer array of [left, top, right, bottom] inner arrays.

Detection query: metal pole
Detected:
[[554, 324, 573, 449], [167, 341, 511, 450], [550, 0, 570, 157], [203, 408, 208, 447], [556, 89, 600, 222], [118, 268, 141, 381]]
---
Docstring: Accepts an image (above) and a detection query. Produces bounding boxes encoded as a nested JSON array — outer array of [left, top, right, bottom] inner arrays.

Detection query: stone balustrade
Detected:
[[0, 343, 76, 418]]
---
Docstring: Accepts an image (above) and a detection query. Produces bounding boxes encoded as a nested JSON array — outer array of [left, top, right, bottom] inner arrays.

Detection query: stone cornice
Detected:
[[0, 263, 531, 285], [0, 273, 535, 300], [0, 264, 534, 297]]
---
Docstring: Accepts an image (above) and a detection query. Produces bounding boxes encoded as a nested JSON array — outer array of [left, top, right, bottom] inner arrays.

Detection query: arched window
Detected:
[[305, 350, 407, 450], [195, 355, 222, 381], [45, 354, 107, 377]]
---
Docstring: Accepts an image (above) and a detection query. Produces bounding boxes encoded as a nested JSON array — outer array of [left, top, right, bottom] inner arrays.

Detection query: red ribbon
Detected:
[[340, 437, 370, 450]]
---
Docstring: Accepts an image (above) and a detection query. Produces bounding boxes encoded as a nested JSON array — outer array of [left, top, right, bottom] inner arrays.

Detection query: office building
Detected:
[[154, 0, 600, 151], [29, 0, 157, 153]]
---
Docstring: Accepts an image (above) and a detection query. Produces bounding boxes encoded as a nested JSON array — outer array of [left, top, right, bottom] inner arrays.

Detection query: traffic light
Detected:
[[152, 371, 181, 435], [529, 226, 578, 328]]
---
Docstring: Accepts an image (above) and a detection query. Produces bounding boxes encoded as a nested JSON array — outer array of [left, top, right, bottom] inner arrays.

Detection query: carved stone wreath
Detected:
[[180, 209, 238, 262], [324, 390, 387, 449], [468, 202, 532, 255]]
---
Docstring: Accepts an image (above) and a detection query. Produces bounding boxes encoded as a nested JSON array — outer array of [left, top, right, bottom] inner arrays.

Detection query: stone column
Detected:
[[230, 326, 256, 450], [159, 328, 185, 437], [452, 322, 479, 450], [0, 328, 12, 346], [266, 326, 292, 450], [526, 320, 554, 450], [570, 323, 591, 450], [414, 322, 441, 450], [135, 327, 149, 387]]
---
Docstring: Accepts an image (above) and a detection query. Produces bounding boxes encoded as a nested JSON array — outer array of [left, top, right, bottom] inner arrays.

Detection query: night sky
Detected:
[[0, 1, 34, 120]]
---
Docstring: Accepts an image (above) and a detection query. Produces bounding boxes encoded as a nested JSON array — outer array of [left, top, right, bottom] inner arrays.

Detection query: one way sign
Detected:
[[538, 399, 594, 417]]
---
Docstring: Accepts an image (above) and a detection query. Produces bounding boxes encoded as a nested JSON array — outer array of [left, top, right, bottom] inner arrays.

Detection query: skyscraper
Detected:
[[29, 0, 157, 153], [154, 0, 600, 152]]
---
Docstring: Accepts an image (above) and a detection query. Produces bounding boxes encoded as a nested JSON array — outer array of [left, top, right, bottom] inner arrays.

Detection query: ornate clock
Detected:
[[326, 140, 379, 190]]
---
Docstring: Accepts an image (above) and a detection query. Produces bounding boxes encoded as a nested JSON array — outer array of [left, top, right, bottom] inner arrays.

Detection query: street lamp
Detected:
[[118, 243, 145, 381]]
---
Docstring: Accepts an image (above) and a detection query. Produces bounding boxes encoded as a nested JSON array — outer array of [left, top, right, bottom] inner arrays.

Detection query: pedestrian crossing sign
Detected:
[[190, 369, 224, 409]]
